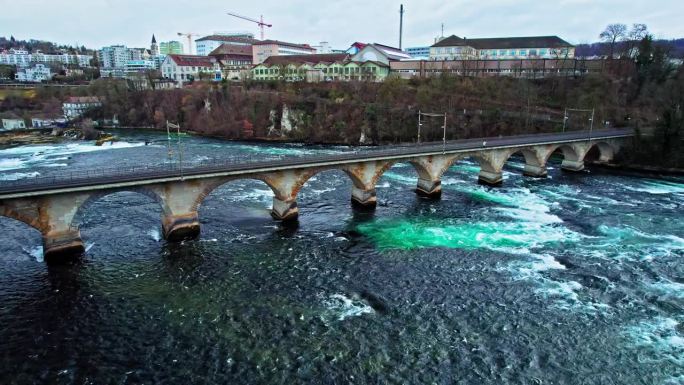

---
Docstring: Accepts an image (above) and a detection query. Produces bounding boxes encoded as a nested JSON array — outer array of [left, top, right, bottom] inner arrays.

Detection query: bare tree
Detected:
[[622, 23, 649, 58], [600, 24, 627, 58]]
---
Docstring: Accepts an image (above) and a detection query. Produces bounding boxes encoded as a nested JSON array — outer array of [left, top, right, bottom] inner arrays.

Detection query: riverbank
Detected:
[[0, 128, 117, 149], [0, 130, 63, 147]]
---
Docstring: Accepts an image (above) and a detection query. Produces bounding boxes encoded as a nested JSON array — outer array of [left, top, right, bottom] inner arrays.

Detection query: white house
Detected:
[[62, 96, 102, 120], [15, 64, 52, 82], [161, 54, 220, 84], [1, 119, 27, 131]]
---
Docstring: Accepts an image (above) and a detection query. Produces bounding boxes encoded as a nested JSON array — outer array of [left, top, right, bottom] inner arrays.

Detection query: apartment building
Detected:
[[0, 48, 92, 68], [160, 41, 184, 55], [14, 64, 52, 82]]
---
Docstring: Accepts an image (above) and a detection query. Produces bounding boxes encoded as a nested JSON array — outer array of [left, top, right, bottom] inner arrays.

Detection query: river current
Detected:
[[0, 130, 682, 384]]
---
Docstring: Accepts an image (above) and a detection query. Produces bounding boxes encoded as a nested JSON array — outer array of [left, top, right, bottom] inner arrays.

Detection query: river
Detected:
[[0, 130, 682, 384]]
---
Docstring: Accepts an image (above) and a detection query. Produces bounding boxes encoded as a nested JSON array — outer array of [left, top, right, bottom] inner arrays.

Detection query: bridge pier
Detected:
[[162, 212, 200, 241], [416, 178, 442, 198], [523, 164, 548, 178], [561, 160, 585, 172], [43, 229, 85, 263], [351, 186, 377, 209], [271, 198, 299, 221], [478, 170, 503, 186]]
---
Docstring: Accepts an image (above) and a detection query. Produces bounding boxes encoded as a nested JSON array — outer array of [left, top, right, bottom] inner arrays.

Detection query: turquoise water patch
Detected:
[[356, 217, 575, 251]]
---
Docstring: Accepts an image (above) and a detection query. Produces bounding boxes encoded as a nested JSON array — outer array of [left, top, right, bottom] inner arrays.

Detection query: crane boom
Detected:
[[226, 12, 272, 40], [177, 32, 200, 55]]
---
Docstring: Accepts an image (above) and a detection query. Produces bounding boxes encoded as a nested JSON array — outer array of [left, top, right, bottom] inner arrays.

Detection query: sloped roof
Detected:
[[208, 44, 252, 57], [167, 54, 215, 67], [349, 42, 368, 50], [253, 40, 315, 51], [195, 35, 259, 44], [371, 43, 412, 60], [432, 35, 574, 49], [263, 53, 349, 66]]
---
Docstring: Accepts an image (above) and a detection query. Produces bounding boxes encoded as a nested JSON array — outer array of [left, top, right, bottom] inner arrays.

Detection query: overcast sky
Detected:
[[1, 0, 683, 50]]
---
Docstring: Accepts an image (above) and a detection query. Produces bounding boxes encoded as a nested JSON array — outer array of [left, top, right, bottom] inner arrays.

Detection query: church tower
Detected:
[[151, 34, 159, 56]]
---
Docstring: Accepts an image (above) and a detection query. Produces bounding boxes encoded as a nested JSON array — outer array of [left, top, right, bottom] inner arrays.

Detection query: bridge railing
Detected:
[[0, 128, 633, 194]]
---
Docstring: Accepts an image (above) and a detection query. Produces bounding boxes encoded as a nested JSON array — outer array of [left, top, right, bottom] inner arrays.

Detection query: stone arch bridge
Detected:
[[0, 129, 632, 262]]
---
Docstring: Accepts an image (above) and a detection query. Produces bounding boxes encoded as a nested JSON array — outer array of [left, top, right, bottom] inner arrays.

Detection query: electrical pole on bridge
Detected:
[[417, 111, 448, 153], [166, 121, 184, 180]]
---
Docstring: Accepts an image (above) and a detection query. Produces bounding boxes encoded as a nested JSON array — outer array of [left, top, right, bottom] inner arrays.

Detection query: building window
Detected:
[[519, 50, 527, 56], [540, 49, 548, 56], [529, 49, 537, 56], [509, 50, 516, 56]]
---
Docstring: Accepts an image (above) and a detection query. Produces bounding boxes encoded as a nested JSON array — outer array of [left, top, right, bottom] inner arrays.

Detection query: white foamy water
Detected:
[[25, 246, 44, 262], [0, 171, 41, 181], [321, 294, 374, 321], [623, 179, 684, 195], [0, 140, 151, 180], [626, 317, 684, 366], [148, 229, 161, 242], [0, 158, 26, 171]]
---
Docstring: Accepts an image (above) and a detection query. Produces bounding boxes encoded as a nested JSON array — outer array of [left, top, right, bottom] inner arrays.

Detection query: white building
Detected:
[[62, 96, 102, 120], [31, 117, 67, 128], [15, 64, 52, 82], [98, 45, 129, 70], [161, 54, 219, 84], [312, 42, 333, 54], [429, 35, 575, 61], [1, 119, 26, 131], [125, 60, 157, 74], [0, 49, 92, 68], [252, 40, 317, 64], [99, 44, 162, 78], [195, 34, 257, 56], [406, 46, 430, 59]]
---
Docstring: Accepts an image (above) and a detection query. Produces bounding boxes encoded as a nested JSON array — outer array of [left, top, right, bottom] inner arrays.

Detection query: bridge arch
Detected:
[[0, 206, 45, 233], [194, 176, 282, 213], [70, 187, 169, 228], [545, 143, 583, 163], [502, 147, 547, 177], [545, 143, 588, 172], [585, 141, 616, 163]]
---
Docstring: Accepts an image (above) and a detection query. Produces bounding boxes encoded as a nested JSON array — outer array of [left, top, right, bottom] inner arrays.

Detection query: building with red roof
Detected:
[[161, 54, 219, 85]]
